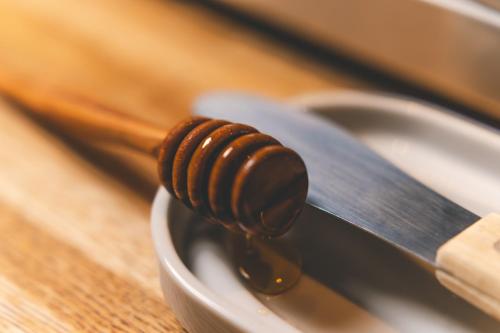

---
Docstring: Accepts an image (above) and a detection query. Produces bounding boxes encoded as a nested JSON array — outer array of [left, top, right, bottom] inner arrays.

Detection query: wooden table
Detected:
[[0, 0, 374, 331]]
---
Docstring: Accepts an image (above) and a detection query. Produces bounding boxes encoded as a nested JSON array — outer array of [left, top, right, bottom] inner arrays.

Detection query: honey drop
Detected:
[[228, 232, 302, 295]]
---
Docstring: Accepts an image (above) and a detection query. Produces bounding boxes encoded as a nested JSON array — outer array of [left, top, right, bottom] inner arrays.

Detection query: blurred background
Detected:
[[0, 0, 498, 332], [2, 0, 499, 196]]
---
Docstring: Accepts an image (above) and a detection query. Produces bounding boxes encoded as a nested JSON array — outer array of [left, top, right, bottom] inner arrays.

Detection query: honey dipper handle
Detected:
[[0, 73, 165, 156]]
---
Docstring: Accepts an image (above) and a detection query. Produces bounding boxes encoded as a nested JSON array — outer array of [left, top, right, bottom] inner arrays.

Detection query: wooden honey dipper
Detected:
[[0, 74, 308, 237]]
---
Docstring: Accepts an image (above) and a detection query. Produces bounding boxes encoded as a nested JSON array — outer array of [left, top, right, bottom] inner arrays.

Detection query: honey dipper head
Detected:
[[157, 116, 308, 237]]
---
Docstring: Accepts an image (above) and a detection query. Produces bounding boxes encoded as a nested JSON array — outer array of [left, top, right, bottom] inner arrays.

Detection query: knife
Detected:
[[193, 92, 500, 321]]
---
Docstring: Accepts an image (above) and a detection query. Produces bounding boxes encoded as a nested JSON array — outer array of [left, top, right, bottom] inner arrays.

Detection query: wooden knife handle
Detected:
[[436, 213, 500, 321], [0, 73, 166, 156]]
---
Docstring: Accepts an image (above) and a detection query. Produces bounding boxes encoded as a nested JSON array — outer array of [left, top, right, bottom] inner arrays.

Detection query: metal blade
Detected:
[[193, 92, 479, 264]]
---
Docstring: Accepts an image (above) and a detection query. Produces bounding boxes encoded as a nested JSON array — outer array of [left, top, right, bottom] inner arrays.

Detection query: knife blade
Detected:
[[193, 92, 478, 265]]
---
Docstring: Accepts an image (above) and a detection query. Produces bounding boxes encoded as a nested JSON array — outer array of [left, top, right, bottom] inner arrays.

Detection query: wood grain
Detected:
[[0, 0, 367, 331], [437, 213, 500, 321], [0, 0, 358, 125], [0, 205, 177, 332]]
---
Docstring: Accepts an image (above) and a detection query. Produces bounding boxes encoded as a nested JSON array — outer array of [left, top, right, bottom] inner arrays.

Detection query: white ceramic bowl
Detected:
[[151, 91, 500, 333]]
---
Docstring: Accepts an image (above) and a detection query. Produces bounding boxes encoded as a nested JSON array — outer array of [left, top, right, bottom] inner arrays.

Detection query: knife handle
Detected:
[[436, 213, 500, 321]]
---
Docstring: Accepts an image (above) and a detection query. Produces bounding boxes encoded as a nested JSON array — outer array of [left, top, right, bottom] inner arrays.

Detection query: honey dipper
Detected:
[[0, 75, 308, 237]]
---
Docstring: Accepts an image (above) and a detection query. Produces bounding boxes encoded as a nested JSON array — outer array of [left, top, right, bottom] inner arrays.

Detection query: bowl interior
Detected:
[[157, 92, 500, 333]]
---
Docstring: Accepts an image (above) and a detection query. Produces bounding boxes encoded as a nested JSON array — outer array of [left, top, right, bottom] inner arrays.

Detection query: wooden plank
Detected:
[[0, 205, 179, 332], [0, 0, 364, 190], [0, 99, 182, 331], [0, 0, 361, 125]]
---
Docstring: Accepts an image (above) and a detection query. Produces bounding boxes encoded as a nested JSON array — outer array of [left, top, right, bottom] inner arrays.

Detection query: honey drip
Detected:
[[228, 232, 302, 295]]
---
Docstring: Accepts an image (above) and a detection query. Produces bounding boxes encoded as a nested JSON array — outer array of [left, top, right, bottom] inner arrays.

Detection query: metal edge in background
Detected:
[[216, 0, 500, 119]]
